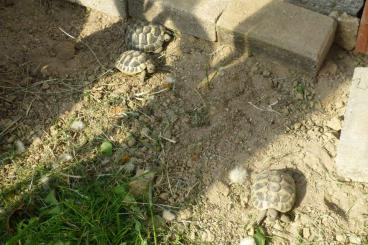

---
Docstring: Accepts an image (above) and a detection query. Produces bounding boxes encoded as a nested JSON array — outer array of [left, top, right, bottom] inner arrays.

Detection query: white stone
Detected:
[[336, 68, 368, 182], [162, 209, 176, 222], [240, 237, 257, 245]]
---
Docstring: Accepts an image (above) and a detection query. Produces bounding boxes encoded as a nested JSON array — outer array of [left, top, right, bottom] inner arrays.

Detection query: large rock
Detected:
[[288, 0, 364, 16], [217, 0, 337, 73], [128, 0, 229, 41], [330, 11, 360, 51], [336, 67, 368, 182]]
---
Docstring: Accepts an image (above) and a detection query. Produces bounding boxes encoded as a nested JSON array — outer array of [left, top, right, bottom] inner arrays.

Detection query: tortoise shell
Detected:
[[115, 50, 149, 75], [251, 169, 296, 213], [125, 21, 171, 53]]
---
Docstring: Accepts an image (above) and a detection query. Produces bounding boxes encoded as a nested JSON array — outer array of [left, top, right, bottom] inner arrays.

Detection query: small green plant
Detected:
[[295, 83, 305, 95], [254, 226, 268, 245]]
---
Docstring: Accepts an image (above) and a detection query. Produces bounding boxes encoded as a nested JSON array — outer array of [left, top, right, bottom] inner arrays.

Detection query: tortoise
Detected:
[[125, 21, 172, 53], [250, 169, 296, 224], [115, 50, 155, 82]]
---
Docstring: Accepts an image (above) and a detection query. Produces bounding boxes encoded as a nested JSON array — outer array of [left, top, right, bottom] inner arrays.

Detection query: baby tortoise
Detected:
[[125, 21, 172, 53], [251, 169, 296, 224], [115, 50, 155, 82]]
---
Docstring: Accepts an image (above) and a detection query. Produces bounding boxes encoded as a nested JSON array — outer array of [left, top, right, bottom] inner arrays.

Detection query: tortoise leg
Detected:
[[267, 209, 279, 222], [139, 71, 147, 83], [155, 47, 163, 53], [280, 214, 291, 223], [256, 209, 267, 225]]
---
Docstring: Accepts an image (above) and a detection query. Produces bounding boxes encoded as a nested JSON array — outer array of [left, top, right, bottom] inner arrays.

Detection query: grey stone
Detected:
[[218, 1, 336, 73], [288, 0, 364, 16], [68, 0, 127, 17], [128, 0, 229, 41], [254, 2, 336, 73], [336, 68, 368, 182], [329, 11, 359, 51]]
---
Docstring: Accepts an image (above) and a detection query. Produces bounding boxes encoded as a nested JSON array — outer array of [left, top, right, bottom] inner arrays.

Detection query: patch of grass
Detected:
[[2, 173, 166, 244]]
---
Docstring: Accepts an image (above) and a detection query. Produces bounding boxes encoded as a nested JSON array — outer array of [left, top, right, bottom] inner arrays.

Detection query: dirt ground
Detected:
[[1, 0, 368, 244]]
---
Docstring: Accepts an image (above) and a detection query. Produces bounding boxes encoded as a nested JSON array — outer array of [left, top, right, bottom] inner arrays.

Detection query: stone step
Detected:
[[127, 0, 230, 42], [217, 0, 337, 73], [336, 67, 368, 182]]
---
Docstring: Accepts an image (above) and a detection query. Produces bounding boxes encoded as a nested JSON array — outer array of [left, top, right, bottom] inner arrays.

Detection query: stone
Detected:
[[287, 0, 364, 16], [326, 117, 342, 131], [67, 0, 127, 17], [330, 11, 359, 51], [336, 68, 368, 182], [349, 234, 362, 244], [217, 1, 336, 73], [128, 0, 229, 41], [250, 2, 336, 73], [162, 209, 176, 222], [302, 228, 311, 239], [335, 234, 346, 242], [240, 237, 257, 245]]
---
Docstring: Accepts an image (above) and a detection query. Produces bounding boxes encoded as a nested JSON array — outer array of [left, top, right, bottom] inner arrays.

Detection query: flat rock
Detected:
[[336, 67, 368, 182], [128, 0, 229, 41], [217, 1, 337, 73]]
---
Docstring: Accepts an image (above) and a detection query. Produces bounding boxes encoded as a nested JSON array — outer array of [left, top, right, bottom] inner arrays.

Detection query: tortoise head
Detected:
[[164, 33, 172, 42], [146, 59, 155, 73]]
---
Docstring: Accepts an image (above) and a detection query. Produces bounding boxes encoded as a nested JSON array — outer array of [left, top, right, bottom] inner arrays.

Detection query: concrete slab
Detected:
[[336, 67, 368, 182], [128, 0, 230, 41], [68, 0, 127, 17], [218, 0, 336, 73]]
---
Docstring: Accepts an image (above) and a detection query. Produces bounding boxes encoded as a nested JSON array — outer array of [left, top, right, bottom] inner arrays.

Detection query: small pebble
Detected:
[[162, 209, 176, 222], [349, 234, 362, 244], [303, 227, 311, 239], [70, 120, 85, 131], [335, 234, 346, 242], [127, 136, 136, 147], [240, 237, 256, 245], [14, 140, 26, 153]]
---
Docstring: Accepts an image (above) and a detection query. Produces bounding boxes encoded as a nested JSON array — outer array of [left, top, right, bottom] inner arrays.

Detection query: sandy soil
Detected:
[[1, 0, 368, 244]]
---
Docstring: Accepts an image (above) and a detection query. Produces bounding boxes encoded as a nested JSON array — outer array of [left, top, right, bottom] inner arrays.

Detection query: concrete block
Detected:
[[288, 0, 364, 16], [249, 2, 336, 73], [329, 11, 359, 51], [127, 0, 229, 41], [336, 68, 368, 182], [217, 0, 275, 45], [68, 0, 127, 17]]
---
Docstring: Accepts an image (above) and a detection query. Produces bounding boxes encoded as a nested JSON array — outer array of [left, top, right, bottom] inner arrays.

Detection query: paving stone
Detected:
[[330, 11, 359, 51], [217, 0, 274, 45], [127, 0, 229, 41], [288, 0, 364, 16], [336, 67, 368, 182], [68, 0, 127, 17]]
